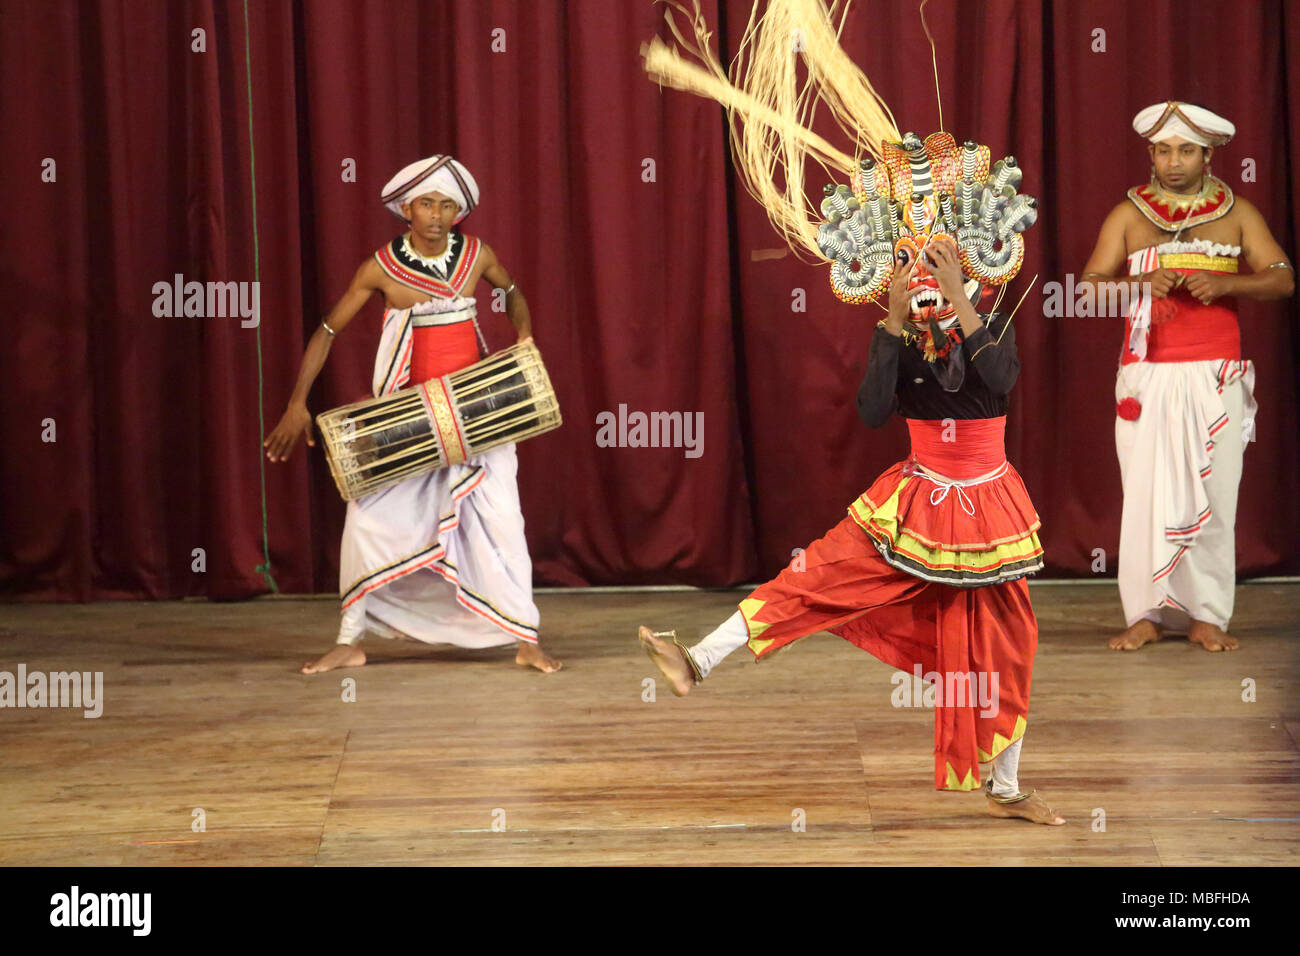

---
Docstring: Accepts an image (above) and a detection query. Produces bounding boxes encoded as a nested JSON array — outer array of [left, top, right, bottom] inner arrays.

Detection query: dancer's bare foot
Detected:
[[1188, 619, 1238, 652], [1109, 619, 1162, 651], [516, 640, 562, 673], [638, 625, 695, 697], [986, 789, 1065, 826], [301, 644, 366, 675]]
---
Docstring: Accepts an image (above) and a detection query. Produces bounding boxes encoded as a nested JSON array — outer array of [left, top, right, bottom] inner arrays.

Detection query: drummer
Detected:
[[265, 154, 562, 675]]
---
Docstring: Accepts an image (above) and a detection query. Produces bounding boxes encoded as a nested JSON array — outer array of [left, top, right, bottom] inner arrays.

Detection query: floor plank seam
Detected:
[[315, 729, 351, 864]]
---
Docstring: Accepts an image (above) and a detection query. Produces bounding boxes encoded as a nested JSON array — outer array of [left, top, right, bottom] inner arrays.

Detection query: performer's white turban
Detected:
[[1132, 101, 1235, 147], [381, 155, 480, 222]]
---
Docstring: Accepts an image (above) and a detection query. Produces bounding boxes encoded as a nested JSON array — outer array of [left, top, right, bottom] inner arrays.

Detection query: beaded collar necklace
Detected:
[[402, 233, 458, 276]]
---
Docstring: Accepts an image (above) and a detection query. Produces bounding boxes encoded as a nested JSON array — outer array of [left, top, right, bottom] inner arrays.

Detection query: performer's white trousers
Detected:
[[336, 444, 539, 648], [690, 611, 1022, 796], [1115, 360, 1252, 632], [689, 611, 750, 679]]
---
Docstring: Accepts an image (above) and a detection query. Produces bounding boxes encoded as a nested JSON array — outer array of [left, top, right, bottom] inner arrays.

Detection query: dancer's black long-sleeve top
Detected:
[[857, 313, 1019, 426]]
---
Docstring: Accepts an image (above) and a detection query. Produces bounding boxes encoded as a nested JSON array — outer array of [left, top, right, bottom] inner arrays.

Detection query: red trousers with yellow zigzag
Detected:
[[740, 515, 1036, 791]]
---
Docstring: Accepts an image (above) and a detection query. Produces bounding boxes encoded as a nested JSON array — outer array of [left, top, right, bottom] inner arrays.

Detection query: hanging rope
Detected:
[[242, 0, 279, 592]]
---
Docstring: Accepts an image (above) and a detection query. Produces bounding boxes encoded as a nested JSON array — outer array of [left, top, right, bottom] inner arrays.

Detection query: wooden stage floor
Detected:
[[1, 583, 1297, 866]]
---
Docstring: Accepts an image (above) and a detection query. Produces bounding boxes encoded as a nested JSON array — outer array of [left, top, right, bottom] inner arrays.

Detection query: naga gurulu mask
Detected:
[[816, 131, 1038, 322]]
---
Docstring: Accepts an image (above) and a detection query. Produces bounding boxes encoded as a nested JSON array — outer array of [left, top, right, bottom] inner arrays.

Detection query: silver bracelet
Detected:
[[321, 320, 337, 336], [1266, 260, 1293, 270], [503, 283, 517, 296]]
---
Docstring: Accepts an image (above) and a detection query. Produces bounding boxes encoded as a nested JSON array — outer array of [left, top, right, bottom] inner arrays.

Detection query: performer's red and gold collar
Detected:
[[1127, 175, 1234, 232], [375, 231, 481, 299]]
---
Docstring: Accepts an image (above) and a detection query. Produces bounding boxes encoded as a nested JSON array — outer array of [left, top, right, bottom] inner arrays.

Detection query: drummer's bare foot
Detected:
[[986, 789, 1066, 826], [638, 625, 695, 697], [301, 644, 366, 674], [1109, 619, 1162, 651], [1188, 619, 1238, 652], [516, 640, 562, 673]]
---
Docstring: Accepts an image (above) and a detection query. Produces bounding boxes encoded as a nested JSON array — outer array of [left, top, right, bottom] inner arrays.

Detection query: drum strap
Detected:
[[470, 310, 489, 358]]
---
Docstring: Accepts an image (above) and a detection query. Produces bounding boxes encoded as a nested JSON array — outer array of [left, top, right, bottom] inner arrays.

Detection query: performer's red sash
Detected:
[[1156, 294, 1238, 362], [410, 323, 480, 381], [1121, 253, 1241, 365], [907, 416, 1005, 478]]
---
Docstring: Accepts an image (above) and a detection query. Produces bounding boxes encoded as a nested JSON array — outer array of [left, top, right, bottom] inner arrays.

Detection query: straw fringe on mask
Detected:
[[642, 0, 901, 261]]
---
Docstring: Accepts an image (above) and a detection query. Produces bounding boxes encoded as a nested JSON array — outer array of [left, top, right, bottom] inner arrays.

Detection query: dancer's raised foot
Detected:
[[1188, 619, 1238, 652], [638, 625, 696, 697], [1108, 619, 1162, 651], [986, 788, 1065, 825], [301, 644, 366, 675], [516, 640, 563, 673]]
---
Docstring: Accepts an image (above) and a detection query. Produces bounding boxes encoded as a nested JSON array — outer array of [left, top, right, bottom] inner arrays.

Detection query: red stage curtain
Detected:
[[1, 0, 1295, 601]]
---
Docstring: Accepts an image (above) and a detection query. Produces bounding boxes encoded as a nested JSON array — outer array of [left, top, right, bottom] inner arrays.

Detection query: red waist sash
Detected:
[[1122, 288, 1240, 365], [409, 322, 479, 382], [906, 417, 1006, 479]]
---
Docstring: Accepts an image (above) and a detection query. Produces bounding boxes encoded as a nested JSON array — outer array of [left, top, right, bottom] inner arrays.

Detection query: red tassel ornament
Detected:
[[1151, 297, 1178, 325]]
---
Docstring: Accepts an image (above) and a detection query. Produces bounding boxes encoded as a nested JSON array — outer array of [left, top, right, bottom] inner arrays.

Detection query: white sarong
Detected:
[[335, 299, 539, 647], [1114, 359, 1255, 632]]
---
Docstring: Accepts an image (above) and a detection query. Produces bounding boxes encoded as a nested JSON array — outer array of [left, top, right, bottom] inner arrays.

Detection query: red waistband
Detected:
[[409, 323, 479, 381], [905, 417, 1007, 479], [1121, 289, 1240, 364]]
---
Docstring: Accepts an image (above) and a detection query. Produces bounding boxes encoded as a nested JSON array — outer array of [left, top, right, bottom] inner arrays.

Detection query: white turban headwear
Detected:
[[380, 155, 480, 222], [1132, 101, 1235, 148]]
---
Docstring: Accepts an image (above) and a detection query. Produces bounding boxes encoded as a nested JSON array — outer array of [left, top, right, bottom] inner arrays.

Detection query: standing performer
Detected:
[[1079, 102, 1294, 652], [638, 0, 1062, 823], [266, 155, 561, 675]]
